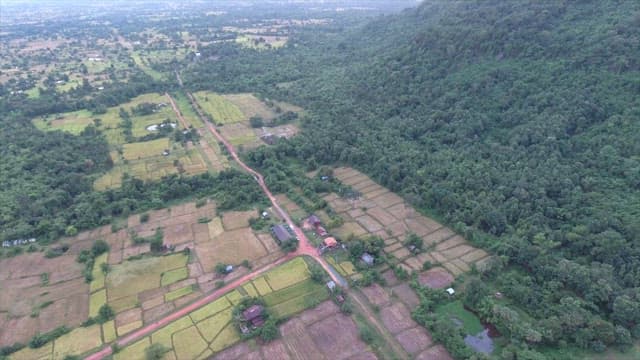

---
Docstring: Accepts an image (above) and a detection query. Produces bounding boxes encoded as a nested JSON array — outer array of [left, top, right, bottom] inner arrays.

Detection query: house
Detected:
[[315, 225, 328, 237], [361, 253, 375, 266], [323, 237, 338, 248], [446, 288, 455, 296], [307, 215, 321, 226], [326, 280, 336, 291], [271, 224, 293, 244], [242, 304, 265, 327], [261, 211, 269, 218], [225, 265, 233, 273]]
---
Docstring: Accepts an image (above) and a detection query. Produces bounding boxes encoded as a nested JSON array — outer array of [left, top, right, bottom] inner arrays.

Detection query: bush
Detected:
[[0, 343, 25, 356], [145, 343, 169, 360], [140, 213, 150, 223], [97, 304, 114, 323], [91, 239, 109, 257], [28, 326, 70, 348], [358, 325, 374, 344], [280, 239, 299, 253], [259, 319, 279, 342]]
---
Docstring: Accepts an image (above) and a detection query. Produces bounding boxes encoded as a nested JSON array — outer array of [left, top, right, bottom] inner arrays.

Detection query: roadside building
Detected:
[[271, 224, 293, 244]]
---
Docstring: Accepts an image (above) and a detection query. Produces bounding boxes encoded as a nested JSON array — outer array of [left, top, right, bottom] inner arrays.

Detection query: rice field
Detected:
[[192, 91, 244, 124]]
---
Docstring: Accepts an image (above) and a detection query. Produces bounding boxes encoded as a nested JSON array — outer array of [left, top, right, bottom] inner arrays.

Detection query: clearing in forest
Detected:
[[192, 91, 244, 124]]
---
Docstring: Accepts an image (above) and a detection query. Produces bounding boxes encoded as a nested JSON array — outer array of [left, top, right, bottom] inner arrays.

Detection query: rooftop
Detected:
[[242, 304, 264, 321], [271, 224, 293, 243]]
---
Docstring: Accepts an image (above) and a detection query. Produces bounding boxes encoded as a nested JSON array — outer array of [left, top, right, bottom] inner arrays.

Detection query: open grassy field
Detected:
[[114, 337, 150, 360], [90, 253, 109, 292], [222, 93, 277, 121], [173, 92, 205, 128], [192, 91, 244, 124], [131, 51, 164, 80], [264, 257, 309, 291], [236, 35, 287, 50], [122, 138, 170, 160], [106, 254, 188, 310], [164, 285, 194, 302], [435, 300, 483, 335], [160, 267, 188, 287], [89, 289, 107, 318], [51, 325, 103, 360], [173, 326, 209, 360], [151, 316, 194, 348]]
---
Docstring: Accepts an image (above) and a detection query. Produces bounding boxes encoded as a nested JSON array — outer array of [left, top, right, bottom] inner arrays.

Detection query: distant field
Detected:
[[192, 91, 244, 124], [131, 51, 164, 80], [236, 34, 287, 50], [173, 92, 205, 128]]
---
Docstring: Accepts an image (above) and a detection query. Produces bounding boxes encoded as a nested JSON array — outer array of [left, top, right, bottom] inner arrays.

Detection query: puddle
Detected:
[[464, 328, 494, 354]]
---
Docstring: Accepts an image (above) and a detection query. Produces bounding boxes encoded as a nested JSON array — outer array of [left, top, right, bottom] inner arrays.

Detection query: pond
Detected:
[[146, 122, 176, 131], [464, 328, 494, 354]]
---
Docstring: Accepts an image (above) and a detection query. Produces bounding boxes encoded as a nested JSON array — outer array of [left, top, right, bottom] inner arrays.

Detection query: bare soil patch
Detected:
[[435, 235, 467, 251], [196, 228, 267, 271], [308, 313, 367, 360], [280, 318, 321, 359], [418, 267, 454, 289], [440, 244, 475, 260], [261, 340, 290, 359], [416, 344, 454, 360], [356, 215, 383, 233], [222, 210, 256, 230], [421, 227, 455, 246], [380, 302, 416, 334], [298, 300, 339, 325], [392, 283, 420, 308], [361, 283, 391, 307], [396, 327, 433, 355], [366, 207, 398, 227]]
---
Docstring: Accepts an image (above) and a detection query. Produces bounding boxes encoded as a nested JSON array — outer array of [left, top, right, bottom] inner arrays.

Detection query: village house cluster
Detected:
[[2, 238, 36, 248]]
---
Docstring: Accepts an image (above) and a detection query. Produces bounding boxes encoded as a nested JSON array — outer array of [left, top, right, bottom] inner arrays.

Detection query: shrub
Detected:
[[145, 343, 169, 360], [140, 213, 150, 223], [91, 239, 109, 257]]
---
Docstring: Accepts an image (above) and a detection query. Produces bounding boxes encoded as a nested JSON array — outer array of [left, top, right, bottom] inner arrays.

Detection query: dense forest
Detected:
[[185, 0, 640, 358]]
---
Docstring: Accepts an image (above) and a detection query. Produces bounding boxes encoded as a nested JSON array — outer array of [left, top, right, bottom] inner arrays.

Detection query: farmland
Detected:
[[112, 257, 329, 359]]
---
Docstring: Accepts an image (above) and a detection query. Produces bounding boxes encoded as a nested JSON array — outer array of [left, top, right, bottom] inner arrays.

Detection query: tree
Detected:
[[145, 343, 168, 360], [91, 239, 109, 257], [98, 304, 114, 323], [259, 319, 279, 342], [65, 225, 78, 236], [249, 116, 264, 128], [309, 263, 325, 283]]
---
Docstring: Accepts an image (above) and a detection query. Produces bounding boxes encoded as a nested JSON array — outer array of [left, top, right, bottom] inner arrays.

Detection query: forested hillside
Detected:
[[186, 0, 640, 357]]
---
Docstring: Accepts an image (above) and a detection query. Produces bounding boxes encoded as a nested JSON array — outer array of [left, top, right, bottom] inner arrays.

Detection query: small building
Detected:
[[225, 265, 233, 273], [261, 211, 269, 218], [271, 224, 293, 244], [307, 215, 321, 226], [242, 304, 265, 327], [326, 280, 336, 291], [361, 253, 375, 266], [162, 149, 170, 156], [315, 226, 328, 237], [323, 237, 338, 248], [446, 288, 455, 296]]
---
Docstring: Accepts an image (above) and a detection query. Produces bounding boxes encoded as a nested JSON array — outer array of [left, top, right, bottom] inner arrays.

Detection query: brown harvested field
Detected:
[[352, 180, 378, 192], [418, 267, 455, 289], [460, 249, 490, 264], [391, 283, 420, 308], [222, 210, 256, 230], [196, 228, 267, 271], [307, 313, 368, 360], [379, 302, 416, 335], [361, 283, 391, 307], [0, 251, 89, 346], [435, 235, 467, 251], [397, 327, 434, 355], [440, 244, 475, 260], [366, 207, 398, 227], [421, 227, 455, 245], [355, 215, 383, 233], [370, 191, 405, 209], [163, 223, 195, 246], [416, 344, 455, 360], [333, 221, 368, 239], [213, 300, 374, 360]]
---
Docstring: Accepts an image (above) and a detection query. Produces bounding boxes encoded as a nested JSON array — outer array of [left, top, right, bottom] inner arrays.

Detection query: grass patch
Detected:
[[117, 320, 142, 336], [243, 282, 258, 298], [89, 289, 107, 318], [90, 253, 109, 292], [195, 309, 233, 342], [264, 257, 309, 291], [114, 337, 150, 360], [172, 326, 208, 360], [435, 300, 484, 335], [173, 92, 205, 128], [225, 289, 245, 305], [9, 342, 52, 360], [209, 323, 240, 352], [160, 267, 188, 287], [193, 91, 244, 124], [164, 285, 194, 302], [262, 279, 323, 307], [106, 253, 187, 303], [339, 261, 356, 275], [189, 296, 231, 323], [269, 287, 329, 318], [151, 315, 194, 348], [122, 138, 170, 160], [51, 325, 103, 360], [102, 320, 117, 343]]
